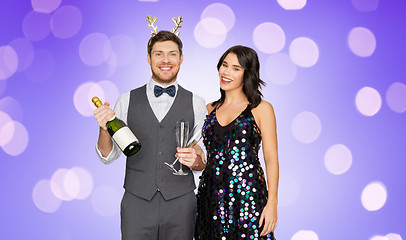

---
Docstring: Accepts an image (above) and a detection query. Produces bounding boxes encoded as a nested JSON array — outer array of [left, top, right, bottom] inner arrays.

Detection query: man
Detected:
[[93, 30, 207, 240]]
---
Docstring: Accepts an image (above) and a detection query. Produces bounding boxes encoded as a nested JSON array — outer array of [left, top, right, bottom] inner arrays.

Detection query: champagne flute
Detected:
[[173, 120, 189, 175]]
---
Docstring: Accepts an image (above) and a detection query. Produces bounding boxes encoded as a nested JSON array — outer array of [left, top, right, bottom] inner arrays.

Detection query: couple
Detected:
[[94, 30, 279, 240]]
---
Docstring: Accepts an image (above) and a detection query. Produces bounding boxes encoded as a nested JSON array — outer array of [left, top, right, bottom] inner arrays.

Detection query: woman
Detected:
[[195, 45, 279, 239]]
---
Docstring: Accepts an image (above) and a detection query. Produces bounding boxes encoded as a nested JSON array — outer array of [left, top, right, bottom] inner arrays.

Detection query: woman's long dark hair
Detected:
[[212, 45, 265, 109]]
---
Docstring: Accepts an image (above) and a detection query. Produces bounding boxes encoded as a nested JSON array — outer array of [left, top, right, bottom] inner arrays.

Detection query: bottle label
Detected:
[[112, 126, 139, 151]]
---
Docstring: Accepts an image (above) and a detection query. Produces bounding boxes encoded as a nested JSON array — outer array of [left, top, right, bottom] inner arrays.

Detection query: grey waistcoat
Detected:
[[125, 84, 195, 201]]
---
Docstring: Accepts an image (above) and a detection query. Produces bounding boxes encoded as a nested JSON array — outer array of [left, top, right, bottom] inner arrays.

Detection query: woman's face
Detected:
[[218, 52, 245, 92]]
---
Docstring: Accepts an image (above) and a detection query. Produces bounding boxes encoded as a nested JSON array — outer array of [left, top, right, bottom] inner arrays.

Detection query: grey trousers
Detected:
[[121, 190, 197, 240]]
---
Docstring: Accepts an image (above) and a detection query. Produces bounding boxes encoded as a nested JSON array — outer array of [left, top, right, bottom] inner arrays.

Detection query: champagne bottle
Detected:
[[92, 96, 141, 157]]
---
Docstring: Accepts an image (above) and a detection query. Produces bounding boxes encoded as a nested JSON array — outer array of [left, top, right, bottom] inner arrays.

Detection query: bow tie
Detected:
[[154, 85, 176, 97]]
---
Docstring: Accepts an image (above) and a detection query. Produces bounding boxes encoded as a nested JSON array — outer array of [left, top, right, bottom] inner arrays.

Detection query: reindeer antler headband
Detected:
[[146, 15, 183, 37]]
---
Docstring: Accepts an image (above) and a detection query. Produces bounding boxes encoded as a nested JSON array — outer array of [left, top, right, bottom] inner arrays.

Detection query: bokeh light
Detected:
[[79, 33, 112, 66], [74, 81, 105, 117], [201, 3, 235, 31], [351, 0, 379, 12], [31, 0, 62, 13], [0, 121, 29, 156], [291, 230, 319, 240], [361, 181, 387, 211], [51, 168, 74, 201], [289, 37, 319, 68], [355, 86, 382, 117], [32, 179, 62, 213], [0, 45, 18, 81], [291, 111, 322, 143], [370, 235, 389, 240], [348, 27, 376, 57], [0, 111, 14, 146], [109, 35, 136, 67], [0, 96, 24, 121], [324, 144, 352, 175], [264, 53, 297, 85], [277, 0, 307, 10], [50, 5, 83, 39], [64, 167, 94, 200], [22, 11, 51, 41], [8, 38, 35, 72], [253, 22, 285, 54], [386, 82, 406, 113], [386, 233, 402, 240], [194, 18, 227, 49]]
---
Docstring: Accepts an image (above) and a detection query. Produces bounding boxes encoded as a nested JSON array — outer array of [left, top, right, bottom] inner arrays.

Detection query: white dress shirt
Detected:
[[96, 78, 207, 164]]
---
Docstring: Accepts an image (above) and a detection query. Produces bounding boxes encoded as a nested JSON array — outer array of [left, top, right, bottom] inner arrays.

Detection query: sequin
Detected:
[[195, 106, 276, 240]]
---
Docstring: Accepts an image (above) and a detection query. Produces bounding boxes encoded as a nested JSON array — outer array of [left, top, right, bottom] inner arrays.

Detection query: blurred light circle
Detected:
[[22, 11, 51, 41], [289, 37, 319, 67], [1, 121, 29, 156], [51, 5, 82, 39], [253, 22, 285, 54], [370, 236, 389, 240], [9, 38, 35, 72], [0, 45, 18, 81], [355, 86, 381, 116], [109, 35, 135, 67], [386, 82, 406, 113], [65, 167, 94, 200], [348, 27, 376, 57], [25, 48, 55, 83], [351, 0, 379, 12], [92, 80, 119, 105], [51, 169, 74, 201], [361, 181, 387, 211], [265, 53, 297, 85], [201, 3, 235, 31], [291, 230, 319, 240], [79, 33, 112, 66], [0, 96, 24, 121], [0, 111, 14, 146], [277, 0, 307, 10], [74, 82, 104, 117], [278, 174, 300, 206], [32, 179, 62, 213], [324, 144, 352, 175], [385, 233, 402, 240], [194, 18, 227, 48], [31, 0, 62, 13], [91, 185, 121, 216], [291, 111, 322, 143]]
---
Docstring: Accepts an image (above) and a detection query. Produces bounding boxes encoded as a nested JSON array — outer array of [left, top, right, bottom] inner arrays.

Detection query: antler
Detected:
[[171, 16, 183, 37], [146, 15, 158, 36]]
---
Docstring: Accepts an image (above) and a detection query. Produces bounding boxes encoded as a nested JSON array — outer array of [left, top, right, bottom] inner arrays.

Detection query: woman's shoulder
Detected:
[[252, 100, 274, 114], [206, 102, 216, 114]]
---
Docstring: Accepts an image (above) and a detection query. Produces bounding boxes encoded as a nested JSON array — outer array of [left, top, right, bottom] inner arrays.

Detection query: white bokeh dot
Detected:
[[291, 111, 322, 143], [194, 18, 227, 49], [351, 0, 379, 12], [324, 144, 352, 175], [64, 167, 94, 200], [289, 37, 319, 68], [253, 22, 285, 54], [370, 236, 389, 240], [22, 11, 51, 41], [386, 82, 406, 113], [348, 27, 376, 57], [361, 181, 387, 211], [91, 185, 121, 216], [0, 96, 24, 121], [74, 81, 105, 117], [0, 111, 14, 146], [0, 45, 18, 81], [264, 53, 297, 85], [291, 230, 319, 240], [32, 179, 62, 213], [79, 33, 112, 66], [1, 121, 29, 156], [201, 3, 235, 31], [51, 168, 74, 201], [277, 0, 307, 10], [386, 233, 402, 240], [31, 0, 62, 13], [51, 5, 83, 39], [92, 80, 119, 105], [355, 86, 381, 116]]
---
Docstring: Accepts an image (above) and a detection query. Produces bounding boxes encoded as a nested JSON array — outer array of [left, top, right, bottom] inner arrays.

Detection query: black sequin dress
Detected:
[[195, 106, 276, 240]]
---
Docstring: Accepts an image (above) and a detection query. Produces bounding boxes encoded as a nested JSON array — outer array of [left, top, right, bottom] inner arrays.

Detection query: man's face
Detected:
[[148, 41, 183, 85]]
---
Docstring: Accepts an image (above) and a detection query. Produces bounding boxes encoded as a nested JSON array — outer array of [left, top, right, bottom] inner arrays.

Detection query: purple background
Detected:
[[1, 0, 405, 239]]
